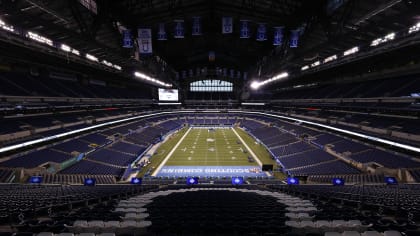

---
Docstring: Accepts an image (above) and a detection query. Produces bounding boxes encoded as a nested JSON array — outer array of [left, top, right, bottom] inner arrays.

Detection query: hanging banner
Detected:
[[181, 70, 187, 79], [273, 26, 284, 46], [192, 17, 202, 36], [256, 23, 267, 41], [239, 20, 250, 38], [237, 71, 241, 79], [223, 68, 228, 77], [175, 72, 179, 80], [122, 30, 133, 48], [138, 28, 153, 54], [229, 69, 235, 78], [189, 69, 194, 77], [157, 23, 167, 40], [290, 29, 300, 48], [243, 72, 248, 80], [174, 20, 185, 39], [196, 68, 201, 76], [222, 17, 233, 34]]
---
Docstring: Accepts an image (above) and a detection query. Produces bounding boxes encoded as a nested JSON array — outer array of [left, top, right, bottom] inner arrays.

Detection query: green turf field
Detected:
[[164, 127, 258, 166]]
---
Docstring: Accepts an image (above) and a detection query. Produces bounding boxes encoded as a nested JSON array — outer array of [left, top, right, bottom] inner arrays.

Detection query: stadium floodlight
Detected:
[[134, 71, 172, 87], [86, 53, 98, 62], [60, 44, 71, 52], [408, 22, 420, 34], [26, 31, 53, 46], [271, 72, 288, 80], [0, 19, 14, 32], [323, 54, 337, 63], [311, 61, 320, 67], [301, 65, 309, 71], [113, 64, 122, 70], [343, 46, 359, 56], [102, 60, 113, 67], [371, 32, 396, 47], [71, 49, 80, 56], [250, 72, 288, 89], [250, 81, 261, 90]]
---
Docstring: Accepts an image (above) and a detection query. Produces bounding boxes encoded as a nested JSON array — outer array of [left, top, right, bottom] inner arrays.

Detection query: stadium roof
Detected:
[[0, 0, 419, 87]]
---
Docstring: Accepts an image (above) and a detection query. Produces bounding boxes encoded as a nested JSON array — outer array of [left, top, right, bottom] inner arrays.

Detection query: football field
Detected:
[[164, 127, 257, 166], [152, 127, 273, 177]]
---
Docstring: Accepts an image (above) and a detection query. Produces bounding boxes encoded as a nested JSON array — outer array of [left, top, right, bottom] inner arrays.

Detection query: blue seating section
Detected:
[[53, 140, 92, 154], [349, 149, 420, 168], [271, 142, 316, 157], [1, 149, 72, 168], [279, 149, 337, 169], [241, 119, 266, 130], [312, 134, 343, 146], [80, 133, 109, 146], [271, 76, 420, 99], [0, 72, 152, 98], [86, 149, 136, 167], [331, 140, 371, 153], [288, 160, 361, 176], [109, 142, 145, 156], [59, 160, 124, 176]]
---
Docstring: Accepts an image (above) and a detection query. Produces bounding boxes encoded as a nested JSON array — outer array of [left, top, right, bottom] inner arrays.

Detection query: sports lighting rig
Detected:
[[250, 72, 289, 90], [134, 72, 172, 87]]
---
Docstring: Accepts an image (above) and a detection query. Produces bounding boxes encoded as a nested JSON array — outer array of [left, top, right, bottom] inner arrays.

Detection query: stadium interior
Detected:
[[0, 0, 420, 235]]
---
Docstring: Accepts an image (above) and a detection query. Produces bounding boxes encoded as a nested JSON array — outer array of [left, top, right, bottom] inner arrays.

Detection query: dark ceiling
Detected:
[[0, 0, 419, 88]]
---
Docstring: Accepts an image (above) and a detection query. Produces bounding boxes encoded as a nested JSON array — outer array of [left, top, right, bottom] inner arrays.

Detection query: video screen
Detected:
[[158, 88, 179, 101]]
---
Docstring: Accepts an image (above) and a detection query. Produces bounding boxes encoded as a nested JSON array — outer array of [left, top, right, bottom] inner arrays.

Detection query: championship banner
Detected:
[[237, 71, 241, 79], [189, 69, 194, 77], [239, 20, 250, 38], [196, 68, 201, 76], [122, 30, 133, 48], [222, 17, 233, 34], [181, 70, 187, 79], [174, 20, 185, 38], [243, 72, 248, 80], [223, 68, 227, 77], [192, 17, 202, 36], [256, 23, 267, 41], [138, 28, 152, 54], [157, 23, 167, 40], [273, 26, 284, 46], [290, 29, 300, 48], [175, 72, 179, 80], [230, 69, 235, 78]]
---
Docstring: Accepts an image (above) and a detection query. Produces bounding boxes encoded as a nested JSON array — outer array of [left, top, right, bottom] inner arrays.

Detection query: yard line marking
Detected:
[[151, 127, 192, 176], [231, 127, 263, 167]]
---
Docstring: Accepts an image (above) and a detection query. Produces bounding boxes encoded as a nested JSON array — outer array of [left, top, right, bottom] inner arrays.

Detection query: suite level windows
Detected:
[[190, 80, 233, 92]]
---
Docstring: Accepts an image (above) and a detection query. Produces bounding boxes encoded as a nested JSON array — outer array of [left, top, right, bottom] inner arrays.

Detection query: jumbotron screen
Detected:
[[158, 88, 179, 101]]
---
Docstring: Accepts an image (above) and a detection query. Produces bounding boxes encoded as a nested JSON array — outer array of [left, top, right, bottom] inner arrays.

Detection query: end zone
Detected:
[[156, 166, 268, 177]]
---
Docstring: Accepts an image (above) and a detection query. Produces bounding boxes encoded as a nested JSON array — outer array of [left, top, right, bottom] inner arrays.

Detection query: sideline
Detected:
[[151, 127, 192, 176]]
